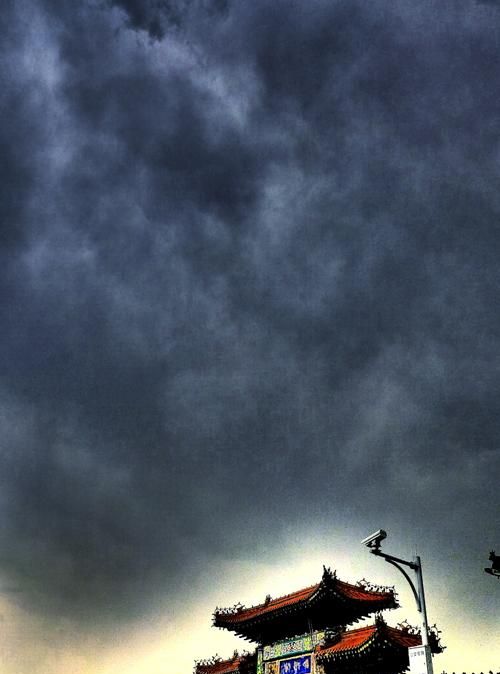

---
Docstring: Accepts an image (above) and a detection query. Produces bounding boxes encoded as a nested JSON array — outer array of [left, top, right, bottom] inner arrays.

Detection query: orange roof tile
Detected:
[[317, 622, 424, 660], [336, 579, 396, 603], [214, 570, 396, 627], [195, 653, 254, 674], [319, 624, 378, 655], [216, 583, 320, 623], [385, 625, 425, 649]]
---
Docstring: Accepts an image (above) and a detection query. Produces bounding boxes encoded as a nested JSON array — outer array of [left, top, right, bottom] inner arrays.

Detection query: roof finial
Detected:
[[322, 565, 336, 582]]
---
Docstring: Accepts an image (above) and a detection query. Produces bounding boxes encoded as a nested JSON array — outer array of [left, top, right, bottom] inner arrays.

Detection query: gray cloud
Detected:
[[108, 0, 231, 38], [0, 0, 499, 643]]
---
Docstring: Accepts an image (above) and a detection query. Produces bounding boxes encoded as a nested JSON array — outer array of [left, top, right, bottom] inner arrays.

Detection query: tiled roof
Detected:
[[319, 624, 379, 655], [214, 569, 396, 626], [385, 625, 426, 649], [317, 621, 427, 661], [336, 579, 396, 603], [195, 653, 254, 674], [215, 583, 320, 624]]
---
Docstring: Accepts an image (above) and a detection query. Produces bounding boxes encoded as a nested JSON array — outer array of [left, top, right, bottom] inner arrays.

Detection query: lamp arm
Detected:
[[372, 551, 421, 612]]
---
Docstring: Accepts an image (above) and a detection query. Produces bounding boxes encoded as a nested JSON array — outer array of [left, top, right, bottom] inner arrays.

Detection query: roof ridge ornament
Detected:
[[396, 618, 420, 635], [395, 619, 445, 652], [322, 565, 337, 582], [321, 625, 345, 646], [195, 654, 223, 667], [213, 602, 245, 618], [194, 649, 254, 674], [428, 624, 445, 653], [356, 578, 396, 595]]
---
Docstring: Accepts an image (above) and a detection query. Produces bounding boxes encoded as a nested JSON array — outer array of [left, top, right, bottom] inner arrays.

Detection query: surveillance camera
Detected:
[[361, 529, 387, 549]]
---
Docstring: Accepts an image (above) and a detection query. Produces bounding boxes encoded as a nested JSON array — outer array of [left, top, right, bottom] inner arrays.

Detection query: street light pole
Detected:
[[415, 555, 430, 650], [361, 530, 433, 674]]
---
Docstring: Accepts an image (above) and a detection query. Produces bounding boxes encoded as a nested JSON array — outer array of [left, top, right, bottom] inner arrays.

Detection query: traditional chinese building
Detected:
[[195, 566, 442, 674]]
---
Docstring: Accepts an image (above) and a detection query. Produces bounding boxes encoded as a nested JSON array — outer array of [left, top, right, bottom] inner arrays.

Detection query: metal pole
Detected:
[[415, 555, 433, 674], [415, 556, 430, 646]]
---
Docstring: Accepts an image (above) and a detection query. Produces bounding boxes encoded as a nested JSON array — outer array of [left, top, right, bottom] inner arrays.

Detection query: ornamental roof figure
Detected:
[[213, 566, 398, 644]]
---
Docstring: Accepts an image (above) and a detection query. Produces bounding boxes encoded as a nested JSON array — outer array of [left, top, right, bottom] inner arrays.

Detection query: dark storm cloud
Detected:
[[1, 0, 499, 628], [108, 0, 231, 38]]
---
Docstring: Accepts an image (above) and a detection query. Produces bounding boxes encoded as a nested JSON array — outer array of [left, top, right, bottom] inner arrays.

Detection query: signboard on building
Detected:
[[263, 633, 324, 661], [264, 655, 312, 674], [278, 655, 311, 674]]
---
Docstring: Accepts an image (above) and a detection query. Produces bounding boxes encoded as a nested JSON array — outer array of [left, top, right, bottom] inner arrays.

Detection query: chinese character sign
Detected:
[[279, 656, 311, 674], [408, 645, 433, 674]]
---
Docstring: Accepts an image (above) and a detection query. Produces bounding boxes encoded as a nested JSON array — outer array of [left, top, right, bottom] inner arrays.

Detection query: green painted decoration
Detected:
[[263, 632, 325, 661]]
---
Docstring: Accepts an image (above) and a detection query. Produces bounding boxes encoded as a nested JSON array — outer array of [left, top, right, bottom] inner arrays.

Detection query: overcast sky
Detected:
[[1, 0, 499, 672]]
